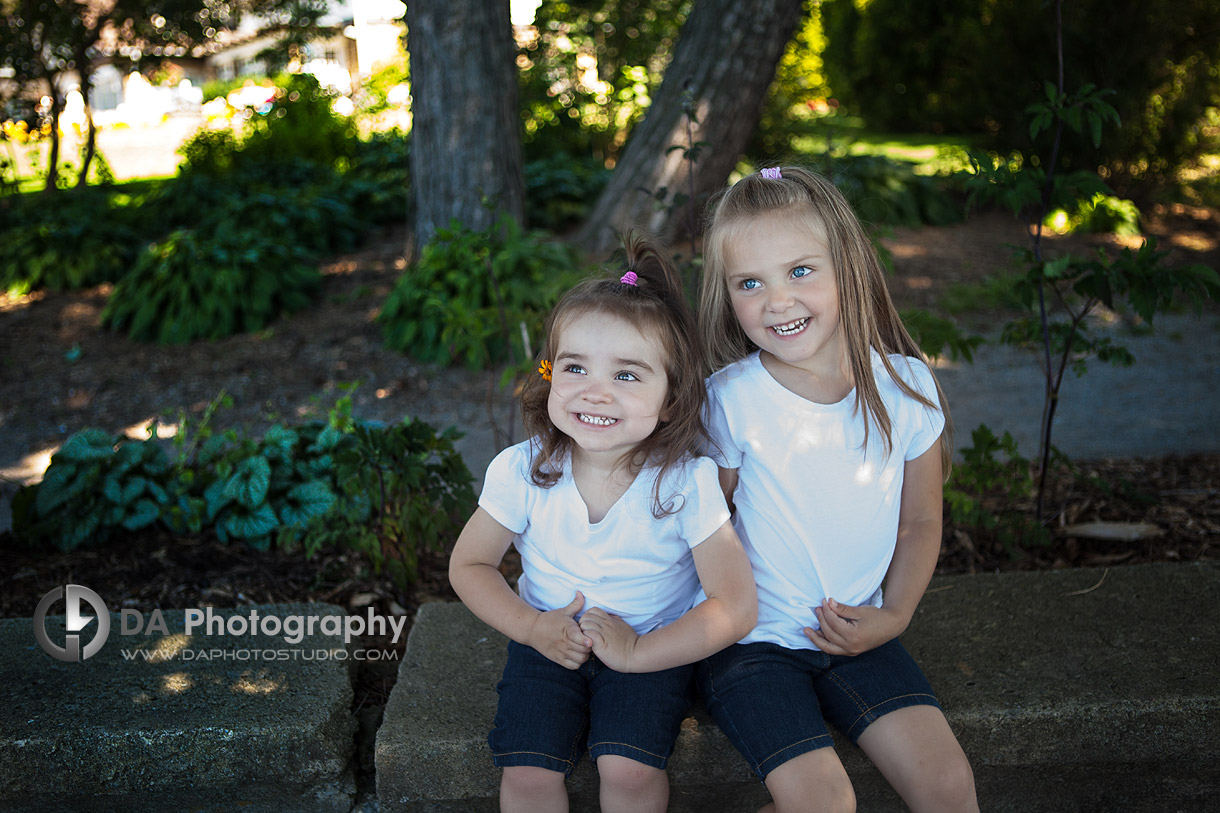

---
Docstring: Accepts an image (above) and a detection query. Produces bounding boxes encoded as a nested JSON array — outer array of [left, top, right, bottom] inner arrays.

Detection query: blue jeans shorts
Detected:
[[489, 640, 694, 775], [696, 639, 940, 780]]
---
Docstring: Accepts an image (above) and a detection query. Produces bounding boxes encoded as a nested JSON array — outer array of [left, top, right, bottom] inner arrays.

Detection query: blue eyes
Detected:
[[615, 371, 639, 382], [738, 266, 814, 290]]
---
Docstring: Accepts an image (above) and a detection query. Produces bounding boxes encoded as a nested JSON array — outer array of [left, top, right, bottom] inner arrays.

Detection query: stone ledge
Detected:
[[377, 563, 1220, 812], [0, 603, 358, 813]]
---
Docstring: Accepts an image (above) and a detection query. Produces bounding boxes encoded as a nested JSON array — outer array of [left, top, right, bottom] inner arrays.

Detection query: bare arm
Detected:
[[718, 466, 739, 513], [578, 520, 758, 673], [448, 507, 591, 669], [806, 442, 943, 655]]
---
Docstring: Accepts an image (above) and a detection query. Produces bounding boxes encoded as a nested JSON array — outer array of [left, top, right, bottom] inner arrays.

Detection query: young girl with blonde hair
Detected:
[[450, 233, 757, 813], [696, 166, 977, 812]]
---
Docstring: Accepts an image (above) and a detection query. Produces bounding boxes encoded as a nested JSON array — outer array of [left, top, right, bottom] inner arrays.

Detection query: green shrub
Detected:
[[944, 424, 1051, 553], [10, 430, 173, 551], [191, 421, 343, 549], [181, 74, 356, 178], [379, 213, 586, 368], [524, 152, 611, 231], [340, 130, 411, 226], [100, 225, 321, 344], [0, 188, 143, 293], [1045, 193, 1141, 236], [826, 153, 963, 228], [12, 393, 477, 588], [213, 187, 367, 257], [177, 127, 242, 177], [302, 418, 476, 589], [820, 0, 1220, 191], [899, 309, 985, 363]]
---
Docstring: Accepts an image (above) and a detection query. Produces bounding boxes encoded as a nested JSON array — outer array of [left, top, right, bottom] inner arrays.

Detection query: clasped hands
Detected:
[[804, 597, 908, 656], [527, 591, 639, 671]]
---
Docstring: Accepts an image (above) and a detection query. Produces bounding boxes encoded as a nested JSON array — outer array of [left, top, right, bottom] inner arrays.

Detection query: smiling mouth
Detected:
[[770, 318, 809, 336], [578, 414, 619, 427]]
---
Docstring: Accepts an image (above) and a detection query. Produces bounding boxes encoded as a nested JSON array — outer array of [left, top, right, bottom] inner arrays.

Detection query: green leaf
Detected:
[[223, 456, 272, 509], [56, 429, 115, 463], [279, 481, 337, 528], [35, 463, 84, 514], [224, 502, 279, 541], [121, 498, 161, 531]]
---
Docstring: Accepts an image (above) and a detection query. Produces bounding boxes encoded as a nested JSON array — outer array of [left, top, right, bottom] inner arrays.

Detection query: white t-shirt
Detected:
[[479, 440, 731, 635], [705, 350, 945, 650]]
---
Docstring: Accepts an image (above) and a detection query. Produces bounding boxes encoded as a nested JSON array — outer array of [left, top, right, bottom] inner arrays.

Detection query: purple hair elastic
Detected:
[[760, 167, 783, 180], [620, 271, 639, 286]]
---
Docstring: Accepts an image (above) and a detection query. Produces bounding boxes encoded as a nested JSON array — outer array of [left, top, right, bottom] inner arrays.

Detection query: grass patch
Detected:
[[789, 121, 978, 175]]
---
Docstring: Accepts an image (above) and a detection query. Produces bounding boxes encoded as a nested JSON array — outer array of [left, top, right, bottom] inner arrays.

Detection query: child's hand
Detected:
[[578, 607, 639, 673], [804, 598, 908, 657], [528, 592, 592, 670]]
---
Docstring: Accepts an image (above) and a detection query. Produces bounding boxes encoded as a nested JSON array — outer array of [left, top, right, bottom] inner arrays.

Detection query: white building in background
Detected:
[[40, 0, 407, 122], [208, 0, 406, 93]]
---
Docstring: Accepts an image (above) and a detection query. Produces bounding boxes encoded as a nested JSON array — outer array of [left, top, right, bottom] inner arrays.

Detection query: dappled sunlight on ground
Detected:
[[0, 289, 45, 314], [0, 446, 55, 485], [123, 417, 181, 441], [233, 673, 284, 695], [887, 242, 928, 259]]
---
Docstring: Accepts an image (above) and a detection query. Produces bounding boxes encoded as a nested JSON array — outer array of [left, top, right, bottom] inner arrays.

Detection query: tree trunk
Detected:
[[42, 80, 62, 193], [577, 0, 804, 257], [75, 53, 97, 188], [406, 0, 525, 252]]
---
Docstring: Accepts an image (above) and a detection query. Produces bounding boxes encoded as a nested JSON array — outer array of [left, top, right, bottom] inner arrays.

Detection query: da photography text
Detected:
[[123, 605, 408, 646]]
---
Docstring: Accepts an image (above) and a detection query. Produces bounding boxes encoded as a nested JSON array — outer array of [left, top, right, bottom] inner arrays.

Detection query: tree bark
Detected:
[[42, 80, 62, 193], [406, 0, 525, 252], [75, 52, 97, 188], [577, 0, 804, 257]]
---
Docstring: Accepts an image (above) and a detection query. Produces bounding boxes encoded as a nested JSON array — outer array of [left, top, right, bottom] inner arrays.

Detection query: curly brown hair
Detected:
[[519, 231, 709, 517], [698, 166, 953, 477]]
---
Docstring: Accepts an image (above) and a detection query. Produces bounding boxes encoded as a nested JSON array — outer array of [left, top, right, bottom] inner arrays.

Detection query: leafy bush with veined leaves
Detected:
[[10, 430, 174, 551], [11, 393, 476, 589], [379, 213, 586, 369]]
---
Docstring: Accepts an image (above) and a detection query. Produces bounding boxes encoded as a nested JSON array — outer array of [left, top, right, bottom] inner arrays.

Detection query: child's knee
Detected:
[[765, 749, 855, 813], [925, 752, 977, 811], [500, 764, 565, 799], [595, 754, 666, 797]]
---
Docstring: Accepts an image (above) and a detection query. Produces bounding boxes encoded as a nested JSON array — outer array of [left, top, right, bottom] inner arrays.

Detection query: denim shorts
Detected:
[[696, 639, 940, 780], [489, 640, 694, 775]]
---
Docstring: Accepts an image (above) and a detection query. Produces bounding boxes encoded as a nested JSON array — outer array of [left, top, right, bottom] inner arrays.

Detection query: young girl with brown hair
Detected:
[[449, 233, 756, 813]]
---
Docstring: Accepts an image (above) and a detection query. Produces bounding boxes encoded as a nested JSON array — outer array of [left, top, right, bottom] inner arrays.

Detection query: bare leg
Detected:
[[856, 706, 978, 813], [500, 765, 568, 813], [595, 755, 668, 813], [761, 747, 856, 813]]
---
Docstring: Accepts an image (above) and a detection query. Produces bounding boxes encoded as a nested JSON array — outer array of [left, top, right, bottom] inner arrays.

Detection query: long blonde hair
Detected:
[[698, 166, 953, 475], [520, 231, 710, 515]]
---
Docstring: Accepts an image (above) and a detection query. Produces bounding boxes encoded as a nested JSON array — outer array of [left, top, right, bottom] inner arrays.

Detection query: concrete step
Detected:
[[376, 563, 1220, 812], [0, 602, 360, 812]]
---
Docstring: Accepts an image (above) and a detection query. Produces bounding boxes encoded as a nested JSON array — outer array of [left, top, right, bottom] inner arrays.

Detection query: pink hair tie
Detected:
[[620, 271, 639, 286], [760, 167, 782, 180]]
